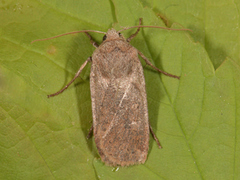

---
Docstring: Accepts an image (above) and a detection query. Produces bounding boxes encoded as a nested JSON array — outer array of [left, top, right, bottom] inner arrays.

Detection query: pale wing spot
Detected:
[[131, 121, 137, 125]]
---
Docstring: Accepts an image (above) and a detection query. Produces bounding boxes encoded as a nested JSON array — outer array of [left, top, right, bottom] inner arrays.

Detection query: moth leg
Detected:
[[85, 32, 99, 48], [138, 50, 180, 79], [149, 125, 162, 149], [48, 57, 92, 98], [86, 125, 93, 139], [127, 18, 142, 42]]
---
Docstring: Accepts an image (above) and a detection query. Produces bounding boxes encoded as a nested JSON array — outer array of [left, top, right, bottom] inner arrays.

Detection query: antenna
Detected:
[[31, 23, 191, 44], [31, 30, 106, 43], [118, 25, 192, 33]]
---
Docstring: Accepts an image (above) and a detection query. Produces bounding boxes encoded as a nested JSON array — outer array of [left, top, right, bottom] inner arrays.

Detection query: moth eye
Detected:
[[102, 35, 107, 41], [118, 33, 121, 36]]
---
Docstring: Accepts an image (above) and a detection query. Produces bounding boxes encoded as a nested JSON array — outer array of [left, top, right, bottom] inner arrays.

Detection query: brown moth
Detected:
[[32, 18, 190, 166]]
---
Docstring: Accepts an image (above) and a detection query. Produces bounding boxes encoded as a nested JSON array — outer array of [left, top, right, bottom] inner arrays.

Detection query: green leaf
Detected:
[[141, 0, 240, 69], [0, 0, 239, 180]]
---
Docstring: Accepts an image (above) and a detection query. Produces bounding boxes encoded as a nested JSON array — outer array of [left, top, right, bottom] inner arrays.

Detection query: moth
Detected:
[[32, 18, 190, 166]]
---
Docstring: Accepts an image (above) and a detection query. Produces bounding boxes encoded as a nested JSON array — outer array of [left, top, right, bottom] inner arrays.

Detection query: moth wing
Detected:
[[90, 46, 149, 166]]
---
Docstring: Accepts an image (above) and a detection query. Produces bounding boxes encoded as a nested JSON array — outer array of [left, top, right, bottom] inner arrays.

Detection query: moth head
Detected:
[[103, 29, 124, 42]]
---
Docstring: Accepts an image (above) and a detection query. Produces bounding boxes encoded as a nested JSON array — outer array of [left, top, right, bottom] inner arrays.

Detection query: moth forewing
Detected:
[[90, 29, 149, 166]]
